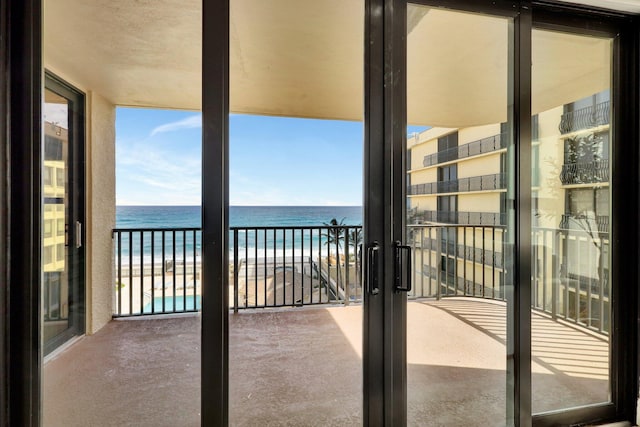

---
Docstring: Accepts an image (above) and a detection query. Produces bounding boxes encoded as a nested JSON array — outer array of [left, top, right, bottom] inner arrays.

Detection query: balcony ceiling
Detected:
[[45, 0, 636, 127]]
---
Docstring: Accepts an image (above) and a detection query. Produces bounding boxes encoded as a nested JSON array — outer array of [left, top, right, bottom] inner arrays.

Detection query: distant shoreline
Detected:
[[116, 204, 363, 208]]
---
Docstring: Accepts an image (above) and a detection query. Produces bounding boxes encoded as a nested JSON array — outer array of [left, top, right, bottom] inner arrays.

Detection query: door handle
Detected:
[[75, 221, 82, 249], [394, 241, 412, 292], [366, 241, 380, 295]]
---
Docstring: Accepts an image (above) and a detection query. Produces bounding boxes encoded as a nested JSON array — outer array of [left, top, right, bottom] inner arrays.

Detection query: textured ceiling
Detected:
[[44, 0, 632, 125]]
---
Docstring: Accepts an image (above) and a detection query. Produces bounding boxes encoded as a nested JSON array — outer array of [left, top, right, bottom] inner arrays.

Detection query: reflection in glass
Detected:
[[406, 5, 514, 425], [531, 29, 612, 413], [43, 89, 70, 349]]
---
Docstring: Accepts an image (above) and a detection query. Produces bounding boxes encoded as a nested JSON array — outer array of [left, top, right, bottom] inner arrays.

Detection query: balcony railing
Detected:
[[408, 224, 611, 335], [422, 133, 506, 167], [230, 225, 363, 311], [411, 210, 505, 226], [112, 225, 363, 317], [560, 214, 609, 234], [112, 223, 610, 334], [532, 227, 610, 334], [112, 228, 202, 317], [559, 101, 610, 134], [407, 225, 507, 300], [559, 159, 609, 185], [408, 173, 506, 196]]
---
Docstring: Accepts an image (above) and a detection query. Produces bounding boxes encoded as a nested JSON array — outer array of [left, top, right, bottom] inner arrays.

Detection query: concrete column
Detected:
[[86, 91, 116, 334]]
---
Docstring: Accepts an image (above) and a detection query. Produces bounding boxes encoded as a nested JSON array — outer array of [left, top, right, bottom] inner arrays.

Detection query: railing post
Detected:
[[436, 227, 442, 300], [344, 228, 350, 306], [552, 231, 560, 319], [233, 229, 239, 313]]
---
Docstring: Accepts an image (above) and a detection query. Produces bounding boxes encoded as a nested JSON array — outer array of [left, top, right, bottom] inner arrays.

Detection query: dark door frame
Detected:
[[2, 0, 43, 426], [378, 0, 639, 426], [1, 0, 638, 426]]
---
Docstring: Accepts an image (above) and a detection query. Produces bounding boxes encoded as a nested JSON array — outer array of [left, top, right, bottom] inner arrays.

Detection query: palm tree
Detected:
[[347, 227, 363, 299], [322, 217, 346, 298]]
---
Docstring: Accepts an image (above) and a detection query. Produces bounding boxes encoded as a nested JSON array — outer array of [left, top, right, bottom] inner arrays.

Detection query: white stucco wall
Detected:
[[86, 92, 116, 334]]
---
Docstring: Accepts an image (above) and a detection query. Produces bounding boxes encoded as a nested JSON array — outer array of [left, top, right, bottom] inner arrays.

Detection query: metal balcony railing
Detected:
[[559, 101, 610, 134], [112, 223, 611, 335], [560, 214, 609, 234], [412, 210, 505, 226], [559, 159, 609, 185], [112, 225, 363, 317], [112, 228, 202, 317], [229, 225, 363, 311], [422, 133, 507, 167], [408, 173, 506, 196], [531, 227, 610, 334], [407, 225, 507, 300], [408, 224, 611, 335]]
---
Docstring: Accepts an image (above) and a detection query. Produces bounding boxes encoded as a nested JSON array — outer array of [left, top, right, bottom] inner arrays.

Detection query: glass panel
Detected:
[[531, 29, 612, 413], [406, 5, 514, 425], [42, 88, 71, 348], [228, 0, 364, 424]]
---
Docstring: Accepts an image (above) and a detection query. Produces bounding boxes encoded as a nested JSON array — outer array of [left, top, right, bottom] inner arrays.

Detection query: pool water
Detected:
[[143, 295, 201, 313]]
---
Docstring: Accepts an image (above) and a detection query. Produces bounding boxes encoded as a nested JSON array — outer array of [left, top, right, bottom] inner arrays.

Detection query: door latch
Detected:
[[394, 241, 412, 292], [366, 241, 380, 295]]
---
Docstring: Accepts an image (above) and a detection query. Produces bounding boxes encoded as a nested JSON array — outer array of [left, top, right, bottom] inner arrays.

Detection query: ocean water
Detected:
[[115, 206, 362, 261], [116, 205, 362, 228]]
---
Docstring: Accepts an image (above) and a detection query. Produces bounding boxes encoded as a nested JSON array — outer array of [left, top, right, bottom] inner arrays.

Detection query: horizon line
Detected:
[[116, 204, 363, 208]]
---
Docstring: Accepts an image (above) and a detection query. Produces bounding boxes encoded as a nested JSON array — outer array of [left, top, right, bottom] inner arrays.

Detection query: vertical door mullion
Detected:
[[364, 0, 408, 423], [512, 5, 533, 426], [387, 0, 408, 423], [363, 0, 387, 423], [202, 0, 229, 425]]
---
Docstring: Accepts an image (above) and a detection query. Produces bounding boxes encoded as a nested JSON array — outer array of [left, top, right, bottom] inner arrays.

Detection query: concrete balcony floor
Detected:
[[43, 298, 608, 426]]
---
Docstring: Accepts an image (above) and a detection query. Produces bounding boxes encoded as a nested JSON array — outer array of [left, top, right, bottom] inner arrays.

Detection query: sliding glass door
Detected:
[[403, 5, 516, 425], [362, 0, 635, 425], [42, 73, 85, 356]]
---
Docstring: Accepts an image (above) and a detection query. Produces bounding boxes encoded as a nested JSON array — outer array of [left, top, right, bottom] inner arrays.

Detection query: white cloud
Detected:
[[116, 141, 201, 205], [150, 115, 201, 137]]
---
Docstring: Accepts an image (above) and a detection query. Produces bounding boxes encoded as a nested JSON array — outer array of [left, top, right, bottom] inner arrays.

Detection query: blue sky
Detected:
[[116, 109, 365, 206], [116, 108, 427, 206]]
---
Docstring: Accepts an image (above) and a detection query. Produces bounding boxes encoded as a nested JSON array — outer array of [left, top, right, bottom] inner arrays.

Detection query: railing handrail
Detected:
[[230, 225, 362, 231], [113, 227, 201, 234], [112, 225, 363, 234], [407, 223, 506, 229]]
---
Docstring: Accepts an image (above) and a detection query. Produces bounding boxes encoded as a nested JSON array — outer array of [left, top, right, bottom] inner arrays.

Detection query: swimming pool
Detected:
[[143, 295, 201, 313]]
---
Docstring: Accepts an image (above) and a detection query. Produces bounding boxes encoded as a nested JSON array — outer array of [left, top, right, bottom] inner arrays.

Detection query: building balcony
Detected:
[[44, 298, 609, 426], [411, 210, 505, 226], [559, 160, 609, 185], [408, 172, 506, 196], [422, 133, 506, 168], [39, 223, 613, 425], [559, 101, 610, 134]]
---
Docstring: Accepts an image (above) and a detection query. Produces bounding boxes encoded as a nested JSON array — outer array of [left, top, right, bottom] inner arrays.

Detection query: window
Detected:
[[44, 166, 53, 186], [438, 164, 457, 181], [56, 167, 65, 189], [44, 220, 52, 238], [437, 132, 458, 163], [44, 135, 63, 161], [43, 246, 53, 265]]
